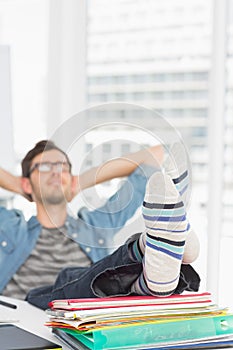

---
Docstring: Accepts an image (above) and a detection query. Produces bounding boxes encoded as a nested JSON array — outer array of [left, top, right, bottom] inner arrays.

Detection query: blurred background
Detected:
[[0, 0, 233, 308]]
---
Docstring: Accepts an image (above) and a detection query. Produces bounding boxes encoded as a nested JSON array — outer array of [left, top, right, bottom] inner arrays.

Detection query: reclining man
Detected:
[[24, 143, 200, 310], [0, 139, 164, 299]]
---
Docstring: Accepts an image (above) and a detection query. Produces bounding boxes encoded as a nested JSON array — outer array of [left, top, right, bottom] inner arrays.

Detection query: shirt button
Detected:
[[1, 241, 7, 247], [85, 247, 91, 253], [72, 233, 78, 238], [98, 239, 104, 245]]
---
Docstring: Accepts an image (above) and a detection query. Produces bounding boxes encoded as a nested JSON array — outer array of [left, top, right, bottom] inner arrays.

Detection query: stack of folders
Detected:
[[45, 292, 233, 350]]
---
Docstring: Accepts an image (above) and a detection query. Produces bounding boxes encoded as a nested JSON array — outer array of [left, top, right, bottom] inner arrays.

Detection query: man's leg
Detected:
[[26, 224, 200, 311], [130, 172, 200, 296], [26, 241, 141, 310], [130, 142, 192, 263]]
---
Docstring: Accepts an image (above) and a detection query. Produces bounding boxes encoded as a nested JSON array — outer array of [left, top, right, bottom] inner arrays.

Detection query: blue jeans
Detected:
[[26, 234, 200, 310]]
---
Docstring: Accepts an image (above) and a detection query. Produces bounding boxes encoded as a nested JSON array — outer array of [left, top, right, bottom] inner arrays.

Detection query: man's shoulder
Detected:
[[0, 206, 24, 220], [0, 209, 40, 243], [0, 207, 28, 240]]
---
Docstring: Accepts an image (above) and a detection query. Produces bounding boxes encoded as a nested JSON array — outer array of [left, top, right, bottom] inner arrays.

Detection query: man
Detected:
[[26, 168, 200, 310], [0, 139, 164, 299]]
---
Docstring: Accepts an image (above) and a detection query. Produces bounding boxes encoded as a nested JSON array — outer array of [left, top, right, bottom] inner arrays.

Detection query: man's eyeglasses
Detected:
[[28, 161, 71, 176]]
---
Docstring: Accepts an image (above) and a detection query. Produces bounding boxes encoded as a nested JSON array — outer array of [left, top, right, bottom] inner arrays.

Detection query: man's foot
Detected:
[[132, 172, 189, 296]]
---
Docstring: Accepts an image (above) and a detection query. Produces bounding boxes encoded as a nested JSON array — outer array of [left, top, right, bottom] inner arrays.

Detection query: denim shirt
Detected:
[[0, 164, 156, 293]]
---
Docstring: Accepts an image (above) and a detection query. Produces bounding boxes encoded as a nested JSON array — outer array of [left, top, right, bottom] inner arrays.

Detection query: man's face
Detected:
[[28, 149, 73, 205]]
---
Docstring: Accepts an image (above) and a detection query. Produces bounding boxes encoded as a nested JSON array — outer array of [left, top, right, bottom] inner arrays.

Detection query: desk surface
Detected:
[[0, 296, 69, 349]]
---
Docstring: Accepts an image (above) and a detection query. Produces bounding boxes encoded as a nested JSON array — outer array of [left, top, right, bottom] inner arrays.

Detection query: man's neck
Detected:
[[36, 202, 67, 228]]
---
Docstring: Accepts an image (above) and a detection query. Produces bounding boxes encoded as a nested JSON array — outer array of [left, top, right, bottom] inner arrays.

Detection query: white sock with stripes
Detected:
[[131, 142, 190, 262], [131, 172, 189, 296], [163, 142, 200, 264]]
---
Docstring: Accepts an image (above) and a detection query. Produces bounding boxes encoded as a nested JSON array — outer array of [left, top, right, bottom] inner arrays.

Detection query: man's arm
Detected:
[[0, 168, 23, 195], [76, 144, 164, 192]]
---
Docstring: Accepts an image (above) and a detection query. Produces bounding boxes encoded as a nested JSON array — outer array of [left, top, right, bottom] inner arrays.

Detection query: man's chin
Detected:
[[42, 195, 67, 206]]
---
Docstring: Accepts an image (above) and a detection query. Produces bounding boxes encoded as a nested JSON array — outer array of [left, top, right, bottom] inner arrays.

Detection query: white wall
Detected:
[[0, 46, 15, 170]]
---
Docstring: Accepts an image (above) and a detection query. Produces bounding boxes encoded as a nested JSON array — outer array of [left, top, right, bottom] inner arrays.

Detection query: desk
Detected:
[[0, 296, 69, 349]]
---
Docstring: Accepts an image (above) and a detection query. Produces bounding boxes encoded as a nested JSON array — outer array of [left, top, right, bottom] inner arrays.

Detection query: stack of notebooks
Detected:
[[45, 292, 233, 350]]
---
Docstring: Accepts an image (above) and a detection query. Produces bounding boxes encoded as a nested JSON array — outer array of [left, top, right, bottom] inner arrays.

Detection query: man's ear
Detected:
[[21, 177, 34, 202], [21, 177, 32, 194], [69, 175, 79, 202]]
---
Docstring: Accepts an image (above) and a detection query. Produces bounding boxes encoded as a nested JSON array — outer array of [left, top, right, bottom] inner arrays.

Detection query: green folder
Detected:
[[57, 314, 233, 350]]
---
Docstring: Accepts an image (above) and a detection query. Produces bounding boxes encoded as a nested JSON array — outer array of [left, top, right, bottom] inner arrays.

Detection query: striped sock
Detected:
[[163, 142, 200, 265], [129, 143, 190, 263], [129, 234, 145, 262], [163, 142, 190, 207], [131, 172, 189, 296]]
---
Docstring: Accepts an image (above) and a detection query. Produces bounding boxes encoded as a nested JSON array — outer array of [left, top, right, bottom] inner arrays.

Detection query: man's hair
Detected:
[[21, 140, 72, 178]]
